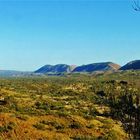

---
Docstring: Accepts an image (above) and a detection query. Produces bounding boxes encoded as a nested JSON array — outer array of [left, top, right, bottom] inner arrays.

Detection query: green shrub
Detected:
[[33, 123, 46, 130], [0, 122, 16, 132], [40, 120, 65, 130], [71, 135, 97, 140], [103, 130, 120, 140], [69, 121, 82, 129], [16, 114, 29, 121], [86, 124, 95, 129]]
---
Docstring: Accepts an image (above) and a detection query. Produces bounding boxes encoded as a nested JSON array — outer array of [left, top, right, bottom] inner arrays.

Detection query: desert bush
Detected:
[[71, 135, 97, 140], [0, 122, 16, 132], [40, 120, 65, 130], [33, 123, 46, 130], [16, 114, 29, 121], [69, 121, 83, 129], [86, 124, 95, 129], [102, 130, 120, 140]]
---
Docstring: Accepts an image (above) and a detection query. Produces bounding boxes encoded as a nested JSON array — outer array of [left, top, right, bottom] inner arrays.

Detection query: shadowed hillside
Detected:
[[35, 64, 77, 74], [72, 62, 120, 73], [35, 62, 120, 74], [120, 60, 140, 70]]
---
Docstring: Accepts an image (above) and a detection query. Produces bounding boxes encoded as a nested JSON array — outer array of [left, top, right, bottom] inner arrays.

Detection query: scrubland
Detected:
[[0, 70, 140, 140]]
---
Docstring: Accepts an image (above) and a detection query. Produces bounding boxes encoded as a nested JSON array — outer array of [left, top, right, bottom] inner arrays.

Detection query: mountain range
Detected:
[[0, 60, 139, 77], [35, 60, 140, 74]]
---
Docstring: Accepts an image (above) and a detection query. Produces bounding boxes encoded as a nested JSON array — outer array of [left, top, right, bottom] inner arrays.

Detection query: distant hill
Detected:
[[35, 62, 120, 74], [35, 64, 77, 74], [0, 70, 25, 77], [120, 60, 140, 70], [1, 60, 140, 76], [72, 62, 120, 73], [0, 70, 39, 77]]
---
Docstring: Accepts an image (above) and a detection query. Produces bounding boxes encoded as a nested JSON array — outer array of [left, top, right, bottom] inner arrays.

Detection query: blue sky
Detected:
[[0, 0, 139, 71]]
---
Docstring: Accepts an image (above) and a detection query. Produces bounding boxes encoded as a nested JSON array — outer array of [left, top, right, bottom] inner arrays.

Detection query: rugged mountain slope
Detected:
[[72, 62, 120, 73], [35, 64, 77, 73], [120, 60, 140, 70]]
